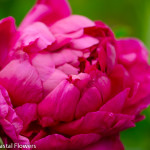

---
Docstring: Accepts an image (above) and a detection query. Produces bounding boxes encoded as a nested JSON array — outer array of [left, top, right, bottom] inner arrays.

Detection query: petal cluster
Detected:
[[0, 0, 150, 150]]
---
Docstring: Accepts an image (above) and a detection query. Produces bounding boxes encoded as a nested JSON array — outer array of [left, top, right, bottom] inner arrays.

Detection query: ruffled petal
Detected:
[[43, 69, 67, 95], [48, 34, 72, 51], [84, 21, 114, 38], [50, 48, 83, 67], [17, 22, 55, 53], [50, 15, 94, 34], [57, 63, 79, 75], [70, 35, 99, 50], [109, 64, 130, 97], [0, 85, 29, 146], [38, 80, 80, 122], [19, 0, 71, 29], [128, 62, 150, 102], [100, 89, 129, 113], [92, 73, 111, 102], [30, 51, 55, 81], [15, 103, 37, 132], [117, 38, 149, 65], [75, 87, 102, 119], [70, 133, 101, 150], [0, 17, 18, 68], [83, 135, 124, 150], [0, 51, 43, 106], [54, 111, 134, 136], [33, 133, 101, 150], [33, 134, 69, 150]]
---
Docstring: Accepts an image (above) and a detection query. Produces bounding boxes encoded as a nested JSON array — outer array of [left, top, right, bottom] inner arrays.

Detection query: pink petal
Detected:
[[38, 80, 80, 122], [17, 22, 55, 53], [123, 94, 150, 119], [54, 111, 134, 136], [70, 35, 99, 50], [128, 63, 150, 102], [100, 89, 130, 113], [66, 29, 83, 38], [0, 17, 18, 68], [50, 48, 82, 67], [0, 51, 43, 106], [117, 38, 149, 65], [19, 0, 71, 29], [33, 134, 70, 150], [123, 63, 150, 116], [98, 47, 107, 72], [33, 133, 101, 150], [83, 135, 124, 150], [50, 15, 95, 34], [48, 29, 84, 52], [15, 103, 37, 131], [47, 34, 72, 51], [0, 87, 11, 118], [30, 51, 55, 81], [84, 21, 114, 38], [43, 69, 67, 95], [109, 64, 130, 97], [98, 40, 116, 74], [0, 86, 29, 145], [75, 87, 102, 119], [106, 42, 116, 73], [71, 73, 91, 91], [93, 74, 111, 102], [57, 63, 79, 75], [70, 133, 101, 149], [39, 116, 57, 127]]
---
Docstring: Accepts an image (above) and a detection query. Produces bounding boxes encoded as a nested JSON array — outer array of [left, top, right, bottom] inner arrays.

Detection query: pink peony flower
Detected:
[[0, 0, 150, 149]]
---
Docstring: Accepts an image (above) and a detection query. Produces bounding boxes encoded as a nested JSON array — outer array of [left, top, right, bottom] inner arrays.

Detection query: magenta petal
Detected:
[[0, 17, 18, 68], [100, 89, 130, 113], [128, 63, 150, 102], [106, 42, 116, 73], [34, 134, 69, 150], [50, 15, 95, 34], [54, 111, 134, 136], [94, 75, 111, 101], [124, 94, 150, 119], [0, 52, 43, 106], [39, 116, 57, 127], [71, 73, 91, 90], [43, 69, 67, 95], [57, 63, 79, 75], [30, 51, 55, 81], [70, 133, 101, 149], [17, 22, 55, 52], [0, 85, 29, 145], [83, 135, 124, 150], [50, 48, 82, 67], [33, 133, 101, 150], [110, 64, 130, 96], [84, 21, 114, 38], [70, 36, 99, 50], [75, 87, 102, 119], [19, 0, 71, 29], [38, 80, 80, 122], [15, 103, 37, 131], [117, 38, 149, 65], [48, 34, 72, 51]]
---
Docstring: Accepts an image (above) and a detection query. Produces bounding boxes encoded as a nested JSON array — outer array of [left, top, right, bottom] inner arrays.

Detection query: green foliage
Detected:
[[0, 137, 6, 150], [121, 107, 150, 150]]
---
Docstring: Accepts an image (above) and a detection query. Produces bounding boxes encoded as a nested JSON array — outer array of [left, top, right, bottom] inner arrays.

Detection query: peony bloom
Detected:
[[0, 0, 150, 149]]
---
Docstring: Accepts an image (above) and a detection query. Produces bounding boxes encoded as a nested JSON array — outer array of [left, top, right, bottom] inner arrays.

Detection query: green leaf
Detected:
[[0, 137, 6, 150]]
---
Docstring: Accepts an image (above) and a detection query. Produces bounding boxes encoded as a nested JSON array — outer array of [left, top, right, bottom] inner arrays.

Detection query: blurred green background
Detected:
[[0, 0, 150, 150]]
